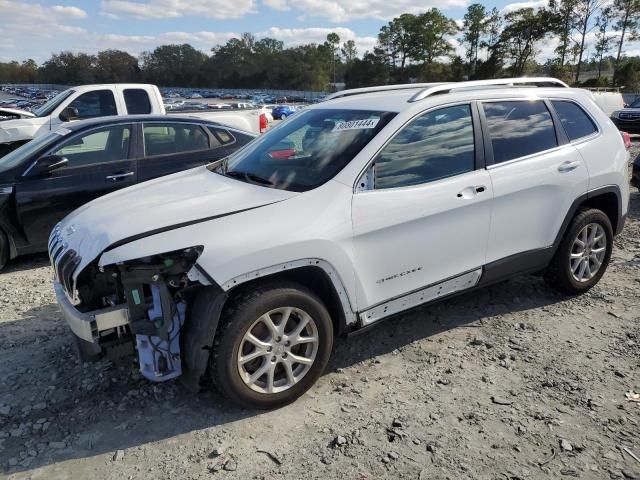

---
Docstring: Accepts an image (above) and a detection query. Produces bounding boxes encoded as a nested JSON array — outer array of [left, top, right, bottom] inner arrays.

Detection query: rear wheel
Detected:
[[209, 281, 333, 409], [544, 208, 613, 294]]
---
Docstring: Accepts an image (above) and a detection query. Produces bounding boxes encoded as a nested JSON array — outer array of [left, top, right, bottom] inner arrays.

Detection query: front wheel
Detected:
[[544, 208, 613, 294], [209, 281, 333, 409]]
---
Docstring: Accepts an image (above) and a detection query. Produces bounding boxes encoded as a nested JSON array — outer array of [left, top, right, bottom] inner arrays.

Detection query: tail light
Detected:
[[259, 113, 268, 134], [621, 131, 631, 150]]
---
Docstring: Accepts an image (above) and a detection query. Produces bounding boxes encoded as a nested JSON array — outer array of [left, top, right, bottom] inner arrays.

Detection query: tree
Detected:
[[326, 32, 340, 84], [613, 0, 640, 67], [341, 40, 358, 64], [344, 53, 389, 87], [377, 14, 421, 74], [94, 50, 140, 82], [573, 0, 607, 83], [415, 9, 458, 63], [498, 8, 554, 76], [593, 7, 615, 78], [548, 0, 579, 66], [39, 52, 95, 84], [140, 44, 207, 86], [462, 4, 488, 74]]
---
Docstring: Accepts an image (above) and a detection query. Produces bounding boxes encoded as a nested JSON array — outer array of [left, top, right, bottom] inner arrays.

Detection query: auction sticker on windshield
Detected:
[[332, 118, 379, 132]]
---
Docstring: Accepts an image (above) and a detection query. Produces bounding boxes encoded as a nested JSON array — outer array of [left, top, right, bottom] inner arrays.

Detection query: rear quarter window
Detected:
[[551, 100, 598, 141]]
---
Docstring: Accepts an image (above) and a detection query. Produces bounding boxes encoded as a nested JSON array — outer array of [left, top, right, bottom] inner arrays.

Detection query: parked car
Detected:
[[632, 153, 640, 190], [50, 77, 629, 409], [272, 105, 296, 119], [0, 115, 254, 269], [0, 83, 267, 157], [611, 96, 640, 134]]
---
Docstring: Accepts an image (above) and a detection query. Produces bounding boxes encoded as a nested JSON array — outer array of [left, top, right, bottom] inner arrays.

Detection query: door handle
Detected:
[[558, 160, 581, 172], [457, 185, 487, 199], [106, 171, 134, 181]]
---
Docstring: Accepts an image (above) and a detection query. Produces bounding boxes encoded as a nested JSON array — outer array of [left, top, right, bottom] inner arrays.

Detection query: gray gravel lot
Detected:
[[0, 140, 638, 480]]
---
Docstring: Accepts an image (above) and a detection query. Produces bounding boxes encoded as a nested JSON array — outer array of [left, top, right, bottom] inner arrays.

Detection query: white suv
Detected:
[[50, 78, 630, 409]]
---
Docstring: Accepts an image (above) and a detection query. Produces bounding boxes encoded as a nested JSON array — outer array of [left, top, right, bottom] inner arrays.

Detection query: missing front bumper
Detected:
[[54, 280, 129, 343]]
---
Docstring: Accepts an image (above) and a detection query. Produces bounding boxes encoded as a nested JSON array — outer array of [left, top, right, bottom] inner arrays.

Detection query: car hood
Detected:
[[0, 107, 36, 119], [57, 165, 298, 272], [0, 115, 49, 143]]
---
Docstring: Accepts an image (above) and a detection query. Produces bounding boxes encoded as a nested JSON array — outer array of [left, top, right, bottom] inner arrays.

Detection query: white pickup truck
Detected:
[[0, 83, 266, 156]]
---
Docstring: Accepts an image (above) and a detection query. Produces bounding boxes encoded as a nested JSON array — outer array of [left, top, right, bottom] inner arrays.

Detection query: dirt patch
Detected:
[[1, 142, 639, 480]]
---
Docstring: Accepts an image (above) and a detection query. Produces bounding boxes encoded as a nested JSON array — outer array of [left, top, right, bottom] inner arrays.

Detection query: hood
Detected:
[[0, 107, 36, 119], [0, 115, 49, 144], [57, 165, 298, 273]]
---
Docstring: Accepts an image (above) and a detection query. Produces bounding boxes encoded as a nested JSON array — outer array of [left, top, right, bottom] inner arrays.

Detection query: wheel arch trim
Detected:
[[219, 258, 357, 326]]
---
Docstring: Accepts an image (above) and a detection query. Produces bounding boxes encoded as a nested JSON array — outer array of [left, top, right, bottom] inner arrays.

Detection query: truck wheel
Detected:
[[544, 208, 613, 294], [210, 281, 333, 409]]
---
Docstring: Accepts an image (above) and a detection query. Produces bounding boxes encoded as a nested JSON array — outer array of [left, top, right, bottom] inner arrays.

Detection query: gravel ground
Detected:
[[0, 140, 639, 480]]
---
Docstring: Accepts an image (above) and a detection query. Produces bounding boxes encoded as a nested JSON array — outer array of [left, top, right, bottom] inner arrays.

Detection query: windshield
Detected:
[[630, 97, 640, 108], [217, 108, 396, 192], [0, 131, 65, 173], [32, 89, 75, 117]]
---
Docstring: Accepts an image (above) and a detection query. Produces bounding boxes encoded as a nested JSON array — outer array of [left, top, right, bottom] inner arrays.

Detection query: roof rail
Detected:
[[323, 82, 450, 101], [407, 77, 569, 102]]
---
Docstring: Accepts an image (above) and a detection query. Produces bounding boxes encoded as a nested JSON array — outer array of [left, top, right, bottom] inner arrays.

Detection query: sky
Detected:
[[1, 0, 639, 64]]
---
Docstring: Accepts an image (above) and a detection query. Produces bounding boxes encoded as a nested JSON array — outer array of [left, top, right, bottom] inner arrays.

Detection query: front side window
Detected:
[[67, 90, 117, 120], [52, 125, 131, 166], [551, 100, 597, 141], [217, 109, 396, 192], [143, 123, 210, 157], [375, 105, 475, 190], [483, 100, 557, 164], [124, 89, 152, 114]]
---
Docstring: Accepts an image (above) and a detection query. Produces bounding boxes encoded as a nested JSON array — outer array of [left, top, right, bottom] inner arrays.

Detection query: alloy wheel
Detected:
[[237, 307, 319, 394], [569, 222, 607, 282]]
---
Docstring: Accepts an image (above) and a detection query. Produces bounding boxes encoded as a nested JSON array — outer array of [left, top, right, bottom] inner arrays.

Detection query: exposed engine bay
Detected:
[[75, 246, 204, 382]]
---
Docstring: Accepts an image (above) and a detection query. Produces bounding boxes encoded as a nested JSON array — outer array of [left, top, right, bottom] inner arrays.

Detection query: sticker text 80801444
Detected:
[[332, 118, 380, 132]]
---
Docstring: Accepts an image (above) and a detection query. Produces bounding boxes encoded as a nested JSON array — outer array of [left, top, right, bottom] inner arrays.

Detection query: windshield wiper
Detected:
[[225, 170, 274, 186]]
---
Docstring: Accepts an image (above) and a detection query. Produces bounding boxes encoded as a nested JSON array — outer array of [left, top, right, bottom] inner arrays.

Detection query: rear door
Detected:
[[15, 123, 137, 246], [137, 122, 238, 182], [481, 99, 589, 264]]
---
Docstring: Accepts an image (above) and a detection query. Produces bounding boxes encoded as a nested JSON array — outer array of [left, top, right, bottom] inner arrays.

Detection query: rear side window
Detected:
[[375, 104, 475, 189], [483, 101, 557, 164], [124, 89, 152, 114], [551, 100, 597, 141], [208, 126, 234, 145], [143, 123, 210, 157]]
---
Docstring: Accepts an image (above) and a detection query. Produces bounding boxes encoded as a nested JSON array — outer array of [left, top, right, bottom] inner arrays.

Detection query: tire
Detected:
[[544, 208, 613, 294], [280, 113, 287, 119], [0, 229, 8, 272], [209, 281, 333, 409]]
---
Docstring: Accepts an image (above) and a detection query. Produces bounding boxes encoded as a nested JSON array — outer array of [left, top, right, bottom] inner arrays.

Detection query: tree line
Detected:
[[1, 0, 639, 91]]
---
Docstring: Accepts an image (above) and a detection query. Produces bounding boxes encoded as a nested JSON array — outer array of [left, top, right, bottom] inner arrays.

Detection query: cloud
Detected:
[[258, 27, 378, 54], [261, 0, 468, 22], [51, 5, 88, 18], [100, 0, 256, 20], [0, 0, 88, 61], [500, 0, 547, 14]]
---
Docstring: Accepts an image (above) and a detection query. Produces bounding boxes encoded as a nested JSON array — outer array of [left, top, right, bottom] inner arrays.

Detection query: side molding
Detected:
[[220, 258, 357, 325]]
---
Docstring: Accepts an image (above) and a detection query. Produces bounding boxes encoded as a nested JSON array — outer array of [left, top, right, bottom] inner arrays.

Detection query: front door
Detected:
[[15, 123, 137, 247], [351, 104, 493, 311]]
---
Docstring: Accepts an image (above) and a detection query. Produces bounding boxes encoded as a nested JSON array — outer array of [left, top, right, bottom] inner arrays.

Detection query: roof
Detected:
[[63, 114, 226, 132]]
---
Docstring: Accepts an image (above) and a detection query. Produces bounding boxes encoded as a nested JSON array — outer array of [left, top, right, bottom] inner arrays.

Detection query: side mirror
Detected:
[[624, 103, 629, 108], [59, 106, 79, 122], [33, 155, 68, 176]]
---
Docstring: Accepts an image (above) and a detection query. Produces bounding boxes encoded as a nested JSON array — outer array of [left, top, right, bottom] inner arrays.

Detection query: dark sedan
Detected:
[[0, 115, 255, 269]]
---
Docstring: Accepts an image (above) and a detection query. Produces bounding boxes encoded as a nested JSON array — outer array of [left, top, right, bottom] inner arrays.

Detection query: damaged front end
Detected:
[[53, 243, 217, 386]]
